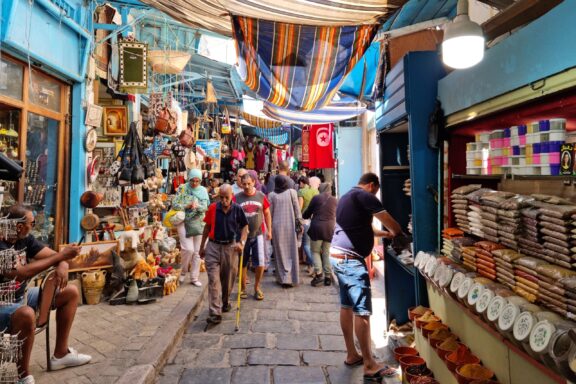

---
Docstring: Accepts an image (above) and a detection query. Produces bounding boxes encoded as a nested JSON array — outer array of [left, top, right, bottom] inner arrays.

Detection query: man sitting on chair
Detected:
[[0, 205, 91, 384]]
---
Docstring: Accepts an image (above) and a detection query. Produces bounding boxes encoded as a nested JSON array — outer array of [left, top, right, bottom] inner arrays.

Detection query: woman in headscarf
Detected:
[[268, 175, 302, 287], [248, 170, 266, 194], [172, 169, 210, 286], [303, 182, 337, 287]]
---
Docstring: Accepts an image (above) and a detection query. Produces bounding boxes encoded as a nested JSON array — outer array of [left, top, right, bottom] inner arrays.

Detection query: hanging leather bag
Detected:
[[130, 126, 145, 184], [155, 107, 176, 134], [179, 124, 195, 148], [118, 128, 134, 183], [134, 128, 156, 178]]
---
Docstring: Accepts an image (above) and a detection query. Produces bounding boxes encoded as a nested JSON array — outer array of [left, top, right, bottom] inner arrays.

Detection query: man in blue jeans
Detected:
[[330, 173, 401, 382]]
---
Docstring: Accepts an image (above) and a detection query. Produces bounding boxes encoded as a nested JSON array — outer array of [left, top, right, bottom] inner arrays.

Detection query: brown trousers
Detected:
[[205, 241, 239, 316]]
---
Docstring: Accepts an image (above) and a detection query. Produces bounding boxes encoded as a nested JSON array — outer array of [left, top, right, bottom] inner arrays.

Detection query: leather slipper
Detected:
[[363, 366, 397, 381], [344, 357, 363, 367]]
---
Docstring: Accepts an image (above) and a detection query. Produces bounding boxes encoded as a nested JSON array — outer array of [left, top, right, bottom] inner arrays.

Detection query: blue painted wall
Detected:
[[336, 126, 362, 197], [438, 1, 576, 115]]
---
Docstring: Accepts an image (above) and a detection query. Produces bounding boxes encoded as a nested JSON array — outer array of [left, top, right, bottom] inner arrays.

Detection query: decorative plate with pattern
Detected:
[[498, 303, 520, 331], [433, 263, 445, 283], [513, 312, 535, 342], [450, 272, 465, 293], [414, 252, 425, 269], [487, 296, 506, 322], [417, 253, 430, 271], [467, 282, 484, 306], [458, 277, 473, 299], [424, 257, 438, 276], [476, 289, 494, 314], [529, 320, 556, 353], [439, 267, 454, 288]]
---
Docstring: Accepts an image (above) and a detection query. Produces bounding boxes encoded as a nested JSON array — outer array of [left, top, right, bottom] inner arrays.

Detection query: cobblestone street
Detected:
[[157, 265, 402, 384]]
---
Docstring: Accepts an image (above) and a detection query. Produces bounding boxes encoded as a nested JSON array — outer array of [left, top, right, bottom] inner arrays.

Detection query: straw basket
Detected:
[[149, 50, 192, 74], [81, 270, 107, 305]]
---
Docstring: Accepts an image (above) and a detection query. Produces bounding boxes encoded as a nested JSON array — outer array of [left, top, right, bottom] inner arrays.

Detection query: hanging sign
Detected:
[[119, 41, 148, 91], [301, 126, 310, 165], [196, 140, 222, 173]]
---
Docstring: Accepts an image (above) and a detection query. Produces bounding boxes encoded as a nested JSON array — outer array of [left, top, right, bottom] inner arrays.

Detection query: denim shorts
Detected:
[[330, 258, 372, 316], [242, 235, 266, 268], [0, 287, 40, 331]]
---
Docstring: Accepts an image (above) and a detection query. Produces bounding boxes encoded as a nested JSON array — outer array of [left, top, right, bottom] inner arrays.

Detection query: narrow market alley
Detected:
[[157, 265, 401, 384]]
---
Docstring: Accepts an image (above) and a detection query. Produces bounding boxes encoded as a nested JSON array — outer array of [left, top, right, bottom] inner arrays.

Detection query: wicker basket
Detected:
[[149, 50, 191, 74]]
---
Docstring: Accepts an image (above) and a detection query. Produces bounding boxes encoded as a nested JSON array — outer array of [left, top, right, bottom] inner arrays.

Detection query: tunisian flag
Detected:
[[307, 123, 335, 169]]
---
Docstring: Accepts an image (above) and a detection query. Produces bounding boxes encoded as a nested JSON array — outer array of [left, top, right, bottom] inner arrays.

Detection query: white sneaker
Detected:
[[191, 281, 202, 287], [179, 275, 185, 284], [18, 376, 35, 384], [50, 348, 91, 370]]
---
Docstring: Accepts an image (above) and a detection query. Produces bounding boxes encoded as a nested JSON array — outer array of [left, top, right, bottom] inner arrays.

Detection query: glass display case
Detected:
[[24, 113, 59, 245], [0, 57, 23, 101]]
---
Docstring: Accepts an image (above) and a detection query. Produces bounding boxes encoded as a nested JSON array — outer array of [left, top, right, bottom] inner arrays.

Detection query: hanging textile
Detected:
[[306, 124, 335, 169], [242, 126, 290, 145], [233, 16, 378, 112], [262, 96, 367, 124], [137, 0, 403, 36], [241, 112, 283, 129], [339, 42, 381, 101]]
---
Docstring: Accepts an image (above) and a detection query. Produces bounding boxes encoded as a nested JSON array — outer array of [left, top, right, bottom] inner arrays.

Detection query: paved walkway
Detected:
[[157, 264, 402, 384], [30, 273, 208, 384]]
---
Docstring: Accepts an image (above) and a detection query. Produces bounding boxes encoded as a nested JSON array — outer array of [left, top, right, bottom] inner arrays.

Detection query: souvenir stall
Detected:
[[407, 3, 576, 384]]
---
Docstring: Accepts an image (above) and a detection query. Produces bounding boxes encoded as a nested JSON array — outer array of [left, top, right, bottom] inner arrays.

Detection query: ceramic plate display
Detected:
[[414, 252, 425, 269], [85, 128, 98, 152], [433, 263, 445, 283], [529, 320, 556, 353], [417, 253, 430, 271], [498, 303, 520, 332], [467, 282, 484, 307], [476, 289, 494, 314], [487, 296, 506, 322], [514, 311, 536, 342], [457, 277, 473, 300], [450, 272, 466, 293], [424, 257, 438, 276], [439, 267, 454, 288]]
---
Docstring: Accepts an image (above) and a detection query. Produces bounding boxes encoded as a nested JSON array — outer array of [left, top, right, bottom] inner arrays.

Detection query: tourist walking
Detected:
[[330, 173, 402, 381], [199, 184, 249, 325], [235, 172, 272, 301], [268, 175, 302, 287], [173, 169, 210, 286], [298, 176, 319, 276], [266, 160, 296, 193], [232, 168, 247, 195], [303, 182, 337, 287]]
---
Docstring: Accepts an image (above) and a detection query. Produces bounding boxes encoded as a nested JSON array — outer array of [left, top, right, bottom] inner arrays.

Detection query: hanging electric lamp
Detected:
[[442, 0, 485, 69]]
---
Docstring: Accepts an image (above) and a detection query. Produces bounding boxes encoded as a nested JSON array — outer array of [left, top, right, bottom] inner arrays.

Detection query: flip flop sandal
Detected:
[[255, 290, 264, 300], [363, 366, 397, 381], [240, 291, 248, 299], [344, 357, 363, 367]]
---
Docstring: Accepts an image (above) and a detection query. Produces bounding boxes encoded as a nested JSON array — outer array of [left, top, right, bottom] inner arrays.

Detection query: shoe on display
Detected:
[[191, 281, 202, 287], [223, 303, 232, 312], [311, 274, 323, 287], [206, 315, 222, 324], [50, 348, 92, 371], [18, 376, 35, 384], [324, 277, 332, 286]]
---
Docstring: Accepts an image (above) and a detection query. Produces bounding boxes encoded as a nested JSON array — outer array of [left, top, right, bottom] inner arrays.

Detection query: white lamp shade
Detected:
[[442, 14, 485, 69]]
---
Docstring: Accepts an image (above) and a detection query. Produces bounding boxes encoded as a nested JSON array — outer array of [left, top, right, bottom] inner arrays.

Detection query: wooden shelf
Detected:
[[420, 274, 565, 384], [451, 174, 502, 180], [385, 248, 415, 276], [452, 173, 574, 181], [382, 165, 410, 171]]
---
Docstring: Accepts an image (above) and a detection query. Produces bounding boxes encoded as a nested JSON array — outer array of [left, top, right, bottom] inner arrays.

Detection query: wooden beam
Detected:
[[477, 0, 515, 10], [482, 0, 563, 41]]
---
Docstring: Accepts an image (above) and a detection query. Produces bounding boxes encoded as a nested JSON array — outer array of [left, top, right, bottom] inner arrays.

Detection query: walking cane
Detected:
[[235, 247, 244, 332]]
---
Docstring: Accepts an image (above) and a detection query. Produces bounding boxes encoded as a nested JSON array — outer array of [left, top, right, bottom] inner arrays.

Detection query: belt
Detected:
[[210, 239, 234, 245], [330, 253, 364, 262]]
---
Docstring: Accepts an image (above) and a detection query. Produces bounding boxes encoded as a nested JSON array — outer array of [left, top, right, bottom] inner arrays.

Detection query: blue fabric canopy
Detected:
[[262, 95, 367, 124], [381, 0, 457, 32], [242, 126, 290, 145], [339, 42, 381, 101]]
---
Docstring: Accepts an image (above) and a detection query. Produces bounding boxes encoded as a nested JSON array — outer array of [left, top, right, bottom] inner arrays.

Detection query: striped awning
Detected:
[[262, 96, 367, 124], [241, 112, 283, 128], [233, 16, 379, 112], [137, 1, 405, 36], [242, 126, 290, 145]]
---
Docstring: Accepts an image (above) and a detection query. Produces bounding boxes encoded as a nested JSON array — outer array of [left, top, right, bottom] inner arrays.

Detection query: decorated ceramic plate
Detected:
[[450, 272, 466, 293], [513, 312, 536, 342], [529, 320, 556, 353], [424, 257, 438, 276], [476, 289, 494, 314], [439, 267, 454, 288], [467, 282, 484, 307], [487, 296, 506, 322], [414, 252, 427, 269], [498, 303, 520, 332], [417, 253, 430, 271], [457, 277, 473, 300], [433, 263, 445, 283]]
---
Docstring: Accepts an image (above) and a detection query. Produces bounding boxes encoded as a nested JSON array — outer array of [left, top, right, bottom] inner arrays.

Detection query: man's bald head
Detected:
[[219, 183, 233, 196]]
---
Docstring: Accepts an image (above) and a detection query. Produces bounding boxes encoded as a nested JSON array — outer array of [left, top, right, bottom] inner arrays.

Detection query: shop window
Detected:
[[25, 113, 59, 246], [0, 107, 21, 209], [0, 58, 24, 100], [29, 69, 61, 112]]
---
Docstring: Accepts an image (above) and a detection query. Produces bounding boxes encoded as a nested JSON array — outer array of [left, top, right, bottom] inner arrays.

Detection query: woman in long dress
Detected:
[[268, 175, 302, 287]]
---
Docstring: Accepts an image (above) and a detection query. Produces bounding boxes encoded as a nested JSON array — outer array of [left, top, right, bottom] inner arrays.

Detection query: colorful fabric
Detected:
[[233, 16, 378, 112], [262, 96, 367, 124], [242, 112, 283, 129]]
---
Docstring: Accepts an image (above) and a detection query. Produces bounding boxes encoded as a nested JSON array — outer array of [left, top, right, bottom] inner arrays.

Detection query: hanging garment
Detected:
[[255, 144, 267, 172]]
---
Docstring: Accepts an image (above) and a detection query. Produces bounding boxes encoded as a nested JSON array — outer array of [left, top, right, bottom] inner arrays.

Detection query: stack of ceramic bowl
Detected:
[[513, 257, 546, 302], [536, 201, 576, 269], [474, 241, 503, 281], [492, 249, 521, 290], [451, 185, 482, 233], [518, 207, 545, 261]]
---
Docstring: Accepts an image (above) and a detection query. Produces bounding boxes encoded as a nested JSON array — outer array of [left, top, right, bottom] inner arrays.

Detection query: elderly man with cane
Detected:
[[199, 184, 249, 325]]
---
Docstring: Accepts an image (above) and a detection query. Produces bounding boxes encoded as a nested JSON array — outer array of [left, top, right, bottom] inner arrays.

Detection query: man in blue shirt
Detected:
[[330, 173, 401, 381]]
